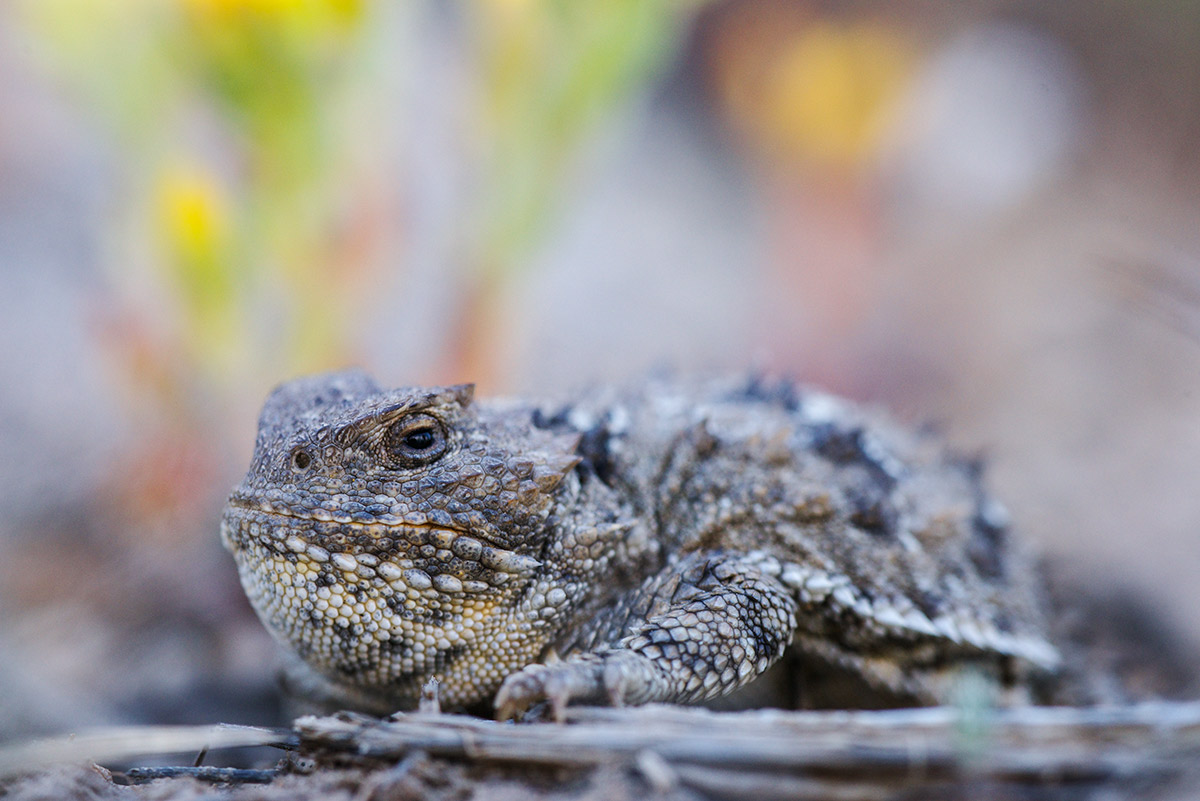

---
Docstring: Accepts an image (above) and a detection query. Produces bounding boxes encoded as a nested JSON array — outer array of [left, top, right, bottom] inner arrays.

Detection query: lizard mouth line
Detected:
[[223, 499, 542, 576], [225, 498, 469, 532]]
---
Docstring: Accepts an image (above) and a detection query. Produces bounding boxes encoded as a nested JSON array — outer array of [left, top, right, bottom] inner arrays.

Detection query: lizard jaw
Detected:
[[221, 505, 549, 708]]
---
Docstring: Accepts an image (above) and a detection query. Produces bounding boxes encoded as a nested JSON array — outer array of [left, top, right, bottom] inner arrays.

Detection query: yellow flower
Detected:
[[155, 161, 239, 364], [157, 163, 230, 264], [182, 0, 363, 27], [718, 18, 915, 169], [769, 22, 913, 166]]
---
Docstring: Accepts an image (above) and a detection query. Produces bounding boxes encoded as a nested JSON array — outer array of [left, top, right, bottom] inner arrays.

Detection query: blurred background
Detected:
[[1, 0, 1198, 738]]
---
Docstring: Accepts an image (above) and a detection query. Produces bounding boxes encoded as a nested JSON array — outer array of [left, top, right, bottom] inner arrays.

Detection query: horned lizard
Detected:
[[220, 372, 1059, 718]]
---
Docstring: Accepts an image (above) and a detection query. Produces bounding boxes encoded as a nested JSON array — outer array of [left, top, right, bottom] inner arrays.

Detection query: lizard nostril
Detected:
[[291, 448, 313, 472]]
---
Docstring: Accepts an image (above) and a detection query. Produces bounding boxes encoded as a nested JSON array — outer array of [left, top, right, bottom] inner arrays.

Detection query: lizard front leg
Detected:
[[494, 551, 797, 719]]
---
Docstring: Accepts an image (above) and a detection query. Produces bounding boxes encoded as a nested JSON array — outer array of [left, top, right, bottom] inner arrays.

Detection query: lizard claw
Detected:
[[494, 658, 609, 721], [495, 665, 559, 721]]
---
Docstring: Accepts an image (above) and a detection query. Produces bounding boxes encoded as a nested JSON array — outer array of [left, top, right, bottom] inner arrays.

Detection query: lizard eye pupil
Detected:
[[385, 413, 448, 466], [404, 429, 436, 450], [291, 448, 312, 471]]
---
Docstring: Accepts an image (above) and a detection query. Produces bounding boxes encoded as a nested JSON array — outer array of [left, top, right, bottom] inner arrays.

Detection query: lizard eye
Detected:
[[290, 447, 313, 472], [384, 413, 448, 467]]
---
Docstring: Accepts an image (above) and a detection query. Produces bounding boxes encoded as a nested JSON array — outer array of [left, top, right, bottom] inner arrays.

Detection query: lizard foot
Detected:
[[494, 651, 660, 721]]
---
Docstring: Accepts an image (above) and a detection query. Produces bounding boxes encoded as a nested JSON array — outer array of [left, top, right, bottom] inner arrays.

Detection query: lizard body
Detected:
[[221, 372, 1058, 717]]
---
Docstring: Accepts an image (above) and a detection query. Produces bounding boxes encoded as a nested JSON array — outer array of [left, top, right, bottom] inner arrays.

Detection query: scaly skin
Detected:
[[221, 372, 1059, 718]]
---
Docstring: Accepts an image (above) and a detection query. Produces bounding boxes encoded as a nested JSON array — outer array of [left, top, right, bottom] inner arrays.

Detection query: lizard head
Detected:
[[220, 370, 581, 709]]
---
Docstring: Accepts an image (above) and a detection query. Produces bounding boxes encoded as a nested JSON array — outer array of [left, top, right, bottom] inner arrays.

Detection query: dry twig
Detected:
[[295, 701, 1200, 798]]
